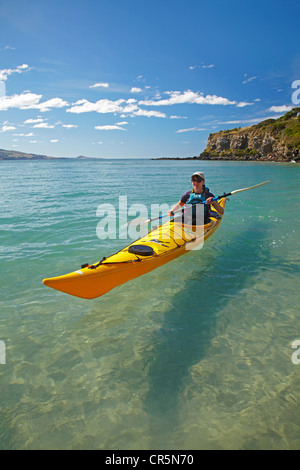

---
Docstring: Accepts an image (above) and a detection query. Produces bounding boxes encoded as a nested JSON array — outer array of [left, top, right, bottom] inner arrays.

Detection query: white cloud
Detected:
[[14, 132, 34, 136], [115, 121, 128, 126], [133, 109, 166, 118], [170, 115, 188, 119], [50, 139, 58, 143], [33, 122, 55, 129], [0, 46, 15, 51], [0, 62, 68, 114], [268, 105, 293, 113], [236, 102, 254, 108], [176, 127, 207, 133], [242, 76, 257, 84], [89, 82, 109, 88], [216, 116, 280, 125], [66, 97, 166, 118], [139, 90, 236, 106], [24, 118, 44, 124], [130, 87, 142, 93], [0, 64, 30, 81], [67, 98, 126, 114], [95, 125, 127, 131], [62, 124, 78, 128], [0, 92, 68, 112], [189, 64, 214, 70], [1, 124, 16, 132], [121, 102, 139, 114], [0, 92, 42, 110], [32, 97, 69, 112]]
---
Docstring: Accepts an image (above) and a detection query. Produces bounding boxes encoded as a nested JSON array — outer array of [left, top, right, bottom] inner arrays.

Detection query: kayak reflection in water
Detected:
[[167, 171, 224, 225]]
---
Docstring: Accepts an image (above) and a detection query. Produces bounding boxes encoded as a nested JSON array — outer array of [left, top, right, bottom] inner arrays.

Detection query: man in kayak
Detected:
[[167, 171, 224, 224]]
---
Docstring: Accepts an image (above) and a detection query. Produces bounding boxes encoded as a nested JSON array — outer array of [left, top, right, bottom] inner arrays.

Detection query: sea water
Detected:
[[0, 158, 300, 450]]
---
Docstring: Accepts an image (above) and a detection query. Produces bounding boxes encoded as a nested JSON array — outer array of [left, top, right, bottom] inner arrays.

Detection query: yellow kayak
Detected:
[[43, 198, 226, 299]]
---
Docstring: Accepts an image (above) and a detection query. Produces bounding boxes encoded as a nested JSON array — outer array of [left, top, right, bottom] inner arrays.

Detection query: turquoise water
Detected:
[[0, 158, 300, 450]]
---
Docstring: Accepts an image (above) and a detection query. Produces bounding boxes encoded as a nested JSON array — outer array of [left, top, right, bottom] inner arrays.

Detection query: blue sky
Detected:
[[0, 0, 299, 158]]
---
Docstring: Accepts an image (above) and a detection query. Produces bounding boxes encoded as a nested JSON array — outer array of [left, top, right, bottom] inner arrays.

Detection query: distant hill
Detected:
[[0, 149, 101, 161], [0, 149, 58, 160], [200, 107, 300, 162]]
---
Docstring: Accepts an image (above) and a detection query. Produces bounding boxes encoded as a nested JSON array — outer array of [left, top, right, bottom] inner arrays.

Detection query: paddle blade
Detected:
[[230, 180, 270, 195]]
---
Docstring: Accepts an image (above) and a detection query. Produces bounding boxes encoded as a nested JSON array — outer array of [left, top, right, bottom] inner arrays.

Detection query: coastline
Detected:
[[152, 155, 299, 162]]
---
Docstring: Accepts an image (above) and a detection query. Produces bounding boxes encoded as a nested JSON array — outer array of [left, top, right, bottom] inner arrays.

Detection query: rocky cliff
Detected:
[[200, 107, 300, 162]]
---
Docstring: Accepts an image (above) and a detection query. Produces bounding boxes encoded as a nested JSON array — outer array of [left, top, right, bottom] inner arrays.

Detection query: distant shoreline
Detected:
[[1, 149, 298, 163], [0, 149, 102, 161]]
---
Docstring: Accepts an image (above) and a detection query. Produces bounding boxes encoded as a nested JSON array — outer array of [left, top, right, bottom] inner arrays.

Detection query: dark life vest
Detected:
[[185, 187, 210, 224]]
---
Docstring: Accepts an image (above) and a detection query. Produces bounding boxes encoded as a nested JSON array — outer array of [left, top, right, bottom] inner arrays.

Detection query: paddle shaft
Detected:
[[210, 180, 270, 202], [138, 180, 270, 225]]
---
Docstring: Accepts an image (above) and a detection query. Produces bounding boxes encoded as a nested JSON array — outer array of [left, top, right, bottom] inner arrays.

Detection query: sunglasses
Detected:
[[191, 177, 204, 183]]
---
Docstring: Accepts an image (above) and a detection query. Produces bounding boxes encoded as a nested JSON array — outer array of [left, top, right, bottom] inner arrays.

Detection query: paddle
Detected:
[[208, 180, 270, 203], [126, 180, 270, 227], [121, 207, 185, 229], [138, 208, 184, 226]]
